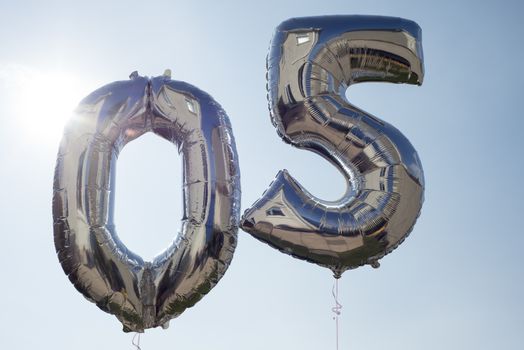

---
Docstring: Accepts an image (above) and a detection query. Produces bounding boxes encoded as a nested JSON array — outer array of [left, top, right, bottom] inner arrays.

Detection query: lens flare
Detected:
[[0, 64, 96, 145]]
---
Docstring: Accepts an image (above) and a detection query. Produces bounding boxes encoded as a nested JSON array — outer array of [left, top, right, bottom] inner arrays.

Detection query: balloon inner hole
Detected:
[[114, 132, 182, 262]]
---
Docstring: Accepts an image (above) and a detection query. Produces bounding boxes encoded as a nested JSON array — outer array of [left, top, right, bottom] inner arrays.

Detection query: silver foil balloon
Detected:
[[241, 15, 425, 278], [53, 71, 241, 332]]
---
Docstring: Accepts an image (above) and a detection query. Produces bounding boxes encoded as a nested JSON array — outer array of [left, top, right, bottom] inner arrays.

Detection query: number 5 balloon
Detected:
[[53, 71, 240, 332], [241, 15, 425, 278]]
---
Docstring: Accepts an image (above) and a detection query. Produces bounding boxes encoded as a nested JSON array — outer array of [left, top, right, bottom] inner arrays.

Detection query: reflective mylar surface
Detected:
[[241, 15, 425, 278], [53, 71, 241, 332]]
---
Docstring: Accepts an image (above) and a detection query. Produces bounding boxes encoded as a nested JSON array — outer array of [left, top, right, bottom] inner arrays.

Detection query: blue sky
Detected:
[[0, 0, 522, 349]]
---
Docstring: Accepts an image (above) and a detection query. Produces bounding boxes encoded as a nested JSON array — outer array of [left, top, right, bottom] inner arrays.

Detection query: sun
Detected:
[[3, 65, 96, 145]]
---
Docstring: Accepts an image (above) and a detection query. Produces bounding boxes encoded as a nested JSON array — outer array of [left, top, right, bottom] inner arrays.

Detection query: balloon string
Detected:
[[132, 333, 141, 350], [331, 278, 342, 350]]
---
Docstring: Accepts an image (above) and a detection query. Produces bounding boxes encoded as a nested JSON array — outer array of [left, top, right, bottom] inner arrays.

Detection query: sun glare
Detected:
[[2, 65, 96, 145]]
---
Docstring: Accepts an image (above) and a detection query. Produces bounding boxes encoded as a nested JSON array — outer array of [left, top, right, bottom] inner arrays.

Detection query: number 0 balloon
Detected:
[[241, 15, 425, 278], [53, 71, 240, 332]]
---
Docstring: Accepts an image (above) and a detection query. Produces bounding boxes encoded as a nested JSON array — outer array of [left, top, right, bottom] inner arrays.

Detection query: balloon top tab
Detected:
[[163, 69, 172, 79]]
